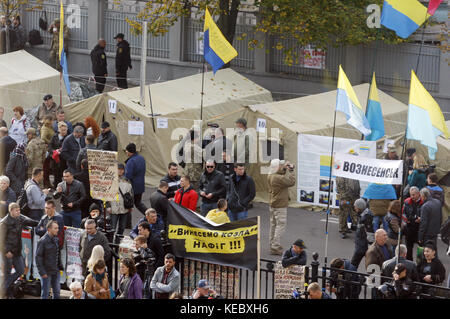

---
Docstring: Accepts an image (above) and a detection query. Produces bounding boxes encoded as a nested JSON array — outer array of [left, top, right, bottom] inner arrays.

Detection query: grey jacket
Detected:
[[150, 266, 180, 299], [25, 179, 47, 210]]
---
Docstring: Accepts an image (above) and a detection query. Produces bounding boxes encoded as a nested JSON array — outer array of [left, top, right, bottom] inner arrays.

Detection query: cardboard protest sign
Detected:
[[65, 227, 84, 284], [87, 149, 119, 201], [274, 261, 306, 299]]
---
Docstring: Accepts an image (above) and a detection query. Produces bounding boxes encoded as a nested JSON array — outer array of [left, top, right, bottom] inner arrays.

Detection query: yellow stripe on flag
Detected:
[[337, 65, 363, 110], [409, 70, 449, 138], [203, 8, 237, 65], [59, 0, 64, 59], [369, 73, 380, 103], [387, 0, 429, 26]]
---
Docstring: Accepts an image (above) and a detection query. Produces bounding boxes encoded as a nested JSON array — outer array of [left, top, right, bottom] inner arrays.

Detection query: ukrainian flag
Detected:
[[336, 65, 371, 136], [381, 0, 429, 39], [203, 8, 238, 74], [365, 73, 385, 141], [406, 70, 449, 160], [59, 0, 71, 95]]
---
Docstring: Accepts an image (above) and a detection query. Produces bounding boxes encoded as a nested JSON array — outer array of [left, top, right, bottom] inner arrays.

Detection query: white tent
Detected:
[[0, 50, 70, 121]]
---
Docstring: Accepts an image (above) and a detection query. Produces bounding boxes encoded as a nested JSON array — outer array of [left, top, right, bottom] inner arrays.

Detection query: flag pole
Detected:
[[200, 60, 206, 121], [324, 108, 338, 269]]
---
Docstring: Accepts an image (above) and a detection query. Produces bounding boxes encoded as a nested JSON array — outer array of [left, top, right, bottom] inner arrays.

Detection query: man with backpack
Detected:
[[22, 168, 51, 221]]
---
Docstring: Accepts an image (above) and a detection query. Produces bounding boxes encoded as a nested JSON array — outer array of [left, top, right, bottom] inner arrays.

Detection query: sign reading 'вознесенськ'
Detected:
[[332, 152, 403, 185]]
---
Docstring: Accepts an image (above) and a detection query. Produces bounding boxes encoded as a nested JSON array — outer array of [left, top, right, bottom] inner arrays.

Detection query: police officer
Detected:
[[48, 18, 69, 71], [114, 33, 132, 89], [90, 39, 108, 94]]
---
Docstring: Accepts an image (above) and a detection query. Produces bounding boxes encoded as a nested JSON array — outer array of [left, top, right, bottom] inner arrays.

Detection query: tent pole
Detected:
[[148, 86, 156, 133], [324, 108, 338, 269]]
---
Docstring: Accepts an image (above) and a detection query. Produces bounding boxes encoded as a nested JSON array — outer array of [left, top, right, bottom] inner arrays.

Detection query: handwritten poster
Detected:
[[128, 121, 144, 135], [65, 227, 84, 285], [274, 261, 306, 299], [87, 149, 119, 201]]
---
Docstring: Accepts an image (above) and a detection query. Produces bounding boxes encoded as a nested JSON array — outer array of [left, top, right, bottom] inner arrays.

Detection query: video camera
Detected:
[[160, 230, 173, 255], [291, 287, 309, 299]]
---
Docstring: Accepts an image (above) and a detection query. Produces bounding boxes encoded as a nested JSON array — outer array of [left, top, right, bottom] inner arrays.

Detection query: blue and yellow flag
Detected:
[[60, 0, 71, 95], [381, 0, 429, 39], [336, 65, 371, 136], [365, 73, 385, 141], [406, 70, 448, 160], [203, 8, 238, 74]]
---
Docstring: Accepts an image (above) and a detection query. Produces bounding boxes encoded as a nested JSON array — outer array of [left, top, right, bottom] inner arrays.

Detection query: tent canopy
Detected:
[[0, 50, 70, 121], [65, 68, 273, 184]]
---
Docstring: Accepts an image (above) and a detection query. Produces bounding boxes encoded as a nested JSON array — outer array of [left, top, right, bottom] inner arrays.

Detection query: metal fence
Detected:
[[363, 42, 441, 92], [104, 1, 170, 59], [184, 13, 256, 69], [23, 0, 89, 50], [269, 36, 345, 80]]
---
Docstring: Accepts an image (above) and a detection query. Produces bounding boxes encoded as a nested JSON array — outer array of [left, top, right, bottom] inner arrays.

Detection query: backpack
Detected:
[[119, 187, 134, 209], [17, 184, 31, 216], [29, 29, 43, 45], [39, 11, 48, 31], [440, 217, 450, 245]]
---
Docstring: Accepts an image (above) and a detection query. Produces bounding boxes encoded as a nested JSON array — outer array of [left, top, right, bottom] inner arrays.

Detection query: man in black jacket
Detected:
[[227, 163, 255, 221], [53, 169, 86, 228], [60, 125, 86, 173], [199, 160, 226, 216], [0, 203, 39, 298], [114, 33, 132, 89], [97, 122, 118, 152], [35, 220, 62, 299], [150, 181, 169, 227], [0, 127, 17, 174], [90, 38, 108, 93], [418, 187, 442, 248], [160, 162, 181, 200], [79, 219, 112, 277], [381, 244, 418, 282], [281, 239, 307, 268], [76, 135, 97, 171], [138, 221, 164, 268]]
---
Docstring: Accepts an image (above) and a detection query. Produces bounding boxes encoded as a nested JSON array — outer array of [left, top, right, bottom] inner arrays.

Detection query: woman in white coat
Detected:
[[10, 106, 30, 144]]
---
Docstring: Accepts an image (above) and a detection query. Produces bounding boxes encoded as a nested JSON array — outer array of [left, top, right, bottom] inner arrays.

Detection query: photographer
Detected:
[[267, 159, 295, 255], [328, 258, 362, 299], [378, 263, 417, 299], [133, 235, 156, 299]]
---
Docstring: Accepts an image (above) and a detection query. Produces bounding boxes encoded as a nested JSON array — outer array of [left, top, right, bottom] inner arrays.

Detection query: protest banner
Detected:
[[297, 134, 376, 208], [274, 261, 306, 299], [299, 45, 326, 70], [87, 149, 119, 201], [167, 202, 258, 271], [333, 152, 403, 185], [32, 232, 40, 280], [182, 258, 240, 299], [21, 227, 33, 280], [65, 227, 84, 284]]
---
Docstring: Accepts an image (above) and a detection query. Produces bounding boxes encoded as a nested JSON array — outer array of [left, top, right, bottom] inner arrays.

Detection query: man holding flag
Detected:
[[48, 17, 69, 72]]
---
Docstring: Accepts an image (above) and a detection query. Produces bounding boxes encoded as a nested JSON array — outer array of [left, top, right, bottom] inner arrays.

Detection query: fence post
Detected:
[[254, 12, 268, 74], [310, 252, 319, 283], [87, 0, 105, 49], [169, 17, 183, 62]]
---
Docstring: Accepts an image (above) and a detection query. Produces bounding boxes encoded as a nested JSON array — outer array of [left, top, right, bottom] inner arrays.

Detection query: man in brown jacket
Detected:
[[36, 94, 62, 128], [365, 229, 394, 270], [267, 159, 296, 255]]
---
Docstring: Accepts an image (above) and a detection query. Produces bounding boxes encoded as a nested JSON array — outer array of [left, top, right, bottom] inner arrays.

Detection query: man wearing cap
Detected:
[[114, 33, 132, 89], [385, 144, 399, 160], [25, 128, 47, 179], [281, 239, 307, 268], [390, 263, 417, 299], [192, 279, 219, 299], [125, 143, 147, 215], [90, 38, 108, 93], [48, 18, 69, 71], [37, 95, 62, 128], [97, 121, 118, 152], [267, 159, 296, 255]]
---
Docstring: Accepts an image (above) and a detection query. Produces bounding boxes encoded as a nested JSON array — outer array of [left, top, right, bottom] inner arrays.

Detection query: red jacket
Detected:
[[174, 186, 198, 211]]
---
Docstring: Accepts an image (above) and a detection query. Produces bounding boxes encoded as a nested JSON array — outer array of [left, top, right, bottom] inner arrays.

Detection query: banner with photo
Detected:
[[87, 149, 119, 201], [21, 228, 33, 280], [297, 134, 376, 208], [64, 227, 84, 285], [167, 202, 258, 271], [333, 153, 403, 185]]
